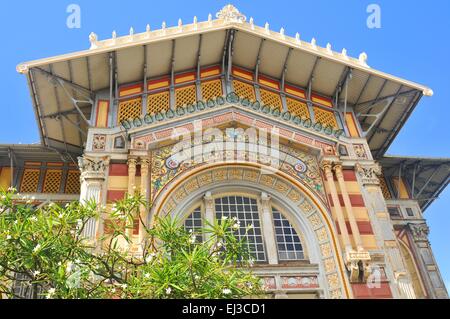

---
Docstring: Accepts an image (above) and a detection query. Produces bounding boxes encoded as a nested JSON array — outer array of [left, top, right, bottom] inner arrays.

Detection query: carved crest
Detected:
[[216, 4, 246, 23]]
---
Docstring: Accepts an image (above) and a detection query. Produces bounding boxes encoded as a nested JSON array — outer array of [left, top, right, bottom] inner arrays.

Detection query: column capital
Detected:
[[140, 157, 150, 167], [355, 162, 381, 186], [261, 192, 271, 204], [408, 223, 430, 242], [204, 191, 214, 209], [78, 155, 110, 181], [321, 160, 334, 172], [333, 161, 343, 171], [127, 156, 138, 167]]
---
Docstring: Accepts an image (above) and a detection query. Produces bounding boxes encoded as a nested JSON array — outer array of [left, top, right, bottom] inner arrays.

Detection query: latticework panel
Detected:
[[313, 107, 338, 129], [43, 170, 62, 194], [175, 85, 197, 107], [201, 79, 223, 101], [20, 169, 40, 193], [379, 176, 392, 200], [287, 98, 310, 119], [65, 170, 81, 194], [260, 89, 282, 110], [117, 98, 142, 123], [147, 91, 170, 114], [232, 80, 256, 102]]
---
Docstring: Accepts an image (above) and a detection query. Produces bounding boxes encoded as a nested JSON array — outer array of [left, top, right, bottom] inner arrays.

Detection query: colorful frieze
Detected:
[[149, 140, 326, 203]]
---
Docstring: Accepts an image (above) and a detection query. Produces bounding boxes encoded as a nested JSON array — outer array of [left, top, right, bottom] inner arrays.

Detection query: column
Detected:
[[78, 156, 109, 241], [355, 162, 403, 293], [126, 156, 137, 238], [139, 157, 150, 243], [260, 192, 278, 265], [204, 192, 215, 242], [407, 223, 448, 299], [127, 157, 137, 196], [323, 160, 352, 253], [334, 163, 363, 251]]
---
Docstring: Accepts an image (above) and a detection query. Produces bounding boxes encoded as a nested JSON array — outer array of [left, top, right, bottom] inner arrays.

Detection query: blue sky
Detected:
[[0, 0, 448, 292]]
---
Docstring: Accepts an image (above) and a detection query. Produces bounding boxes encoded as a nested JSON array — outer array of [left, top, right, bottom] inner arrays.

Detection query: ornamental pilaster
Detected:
[[78, 155, 110, 240], [321, 160, 352, 253], [334, 162, 364, 251], [127, 156, 138, 195]]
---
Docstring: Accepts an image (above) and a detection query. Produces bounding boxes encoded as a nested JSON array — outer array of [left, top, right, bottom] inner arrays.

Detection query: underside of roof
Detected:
[[0, 144, 75, 167], [380, 156, 450, 211], [16, 5, 433, 159]]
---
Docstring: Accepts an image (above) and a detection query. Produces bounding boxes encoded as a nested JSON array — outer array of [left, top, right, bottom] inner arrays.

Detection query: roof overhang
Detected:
[[16, 5, 433, 157], [380, 155, 450, 211], [0, 144, 77, 167]]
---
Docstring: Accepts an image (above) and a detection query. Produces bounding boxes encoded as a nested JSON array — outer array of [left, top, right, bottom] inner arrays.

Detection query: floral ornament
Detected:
[[216, 4, 246, 23]]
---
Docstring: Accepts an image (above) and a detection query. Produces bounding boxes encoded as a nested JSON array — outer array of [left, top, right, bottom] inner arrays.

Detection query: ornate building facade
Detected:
[[1, 5, 448, 299]]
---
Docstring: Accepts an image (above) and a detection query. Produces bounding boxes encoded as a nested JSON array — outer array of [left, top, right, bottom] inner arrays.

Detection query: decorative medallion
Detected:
[[354, 144, 368, 159], [294, 160, 308, 174], [92, 134, 106, 151]]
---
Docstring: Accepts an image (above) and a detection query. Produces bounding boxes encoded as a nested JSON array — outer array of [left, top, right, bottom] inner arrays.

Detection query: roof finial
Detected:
[[250, 17, 254, 30], [129, 27, 134, 36], [162, 21, 166, 34], [280, 27, 285, 38], [265, 22, 270, 34], [359, 52, 368, 65], [178, 18, 183, 29], [208, 13, 212, 24], [295, 32, 301, 44], [341, 48, 348, 59], [89, 32, 98, 49], [216, 4, 246, 23], [311, 37, 317, 49], [326, 43, 332, 54], [112, 30, 117, 39], [193, 16, 198, 29]]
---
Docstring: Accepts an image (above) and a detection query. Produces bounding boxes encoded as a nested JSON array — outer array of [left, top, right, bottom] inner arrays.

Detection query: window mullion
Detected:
[[260, 192, 279, 265]]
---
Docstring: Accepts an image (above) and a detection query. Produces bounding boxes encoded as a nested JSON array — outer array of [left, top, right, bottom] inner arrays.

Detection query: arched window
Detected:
[[182, 193, 306, 264], [215, 196, 266, 262], [272, 208, 304, 261], [184, 206, 203, 242]]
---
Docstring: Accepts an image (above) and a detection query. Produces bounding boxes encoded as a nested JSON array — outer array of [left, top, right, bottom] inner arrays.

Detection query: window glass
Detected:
[[272, 208, 304, 260], [215, 196, 266, 262]]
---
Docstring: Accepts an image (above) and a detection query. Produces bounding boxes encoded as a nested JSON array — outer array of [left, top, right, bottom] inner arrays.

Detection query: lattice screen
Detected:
[[117, 98, 142, 123], [147, 91, 170, 114], [20, 169, 40, 193], [201, 79, 223, 101], [65, 170, 81, 194], [287, 98, 310, 119], [232, 80, 256, 102], [313, 107, 338, 129], [379, 176, 392, 200], [43, 170, 62, 194], [260, 89, 283, 110], [175, 85, 197, 107]]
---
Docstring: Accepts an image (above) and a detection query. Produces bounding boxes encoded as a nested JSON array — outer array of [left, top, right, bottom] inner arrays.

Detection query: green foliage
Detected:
[[0, 188, 263, 299]]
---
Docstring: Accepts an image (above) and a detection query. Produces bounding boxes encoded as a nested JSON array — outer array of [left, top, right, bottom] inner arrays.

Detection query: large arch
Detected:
[[148, 162, 351, 299]]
